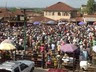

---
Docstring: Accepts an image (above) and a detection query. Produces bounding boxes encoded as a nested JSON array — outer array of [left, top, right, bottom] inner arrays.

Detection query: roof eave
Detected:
[[44, 9, 75, 12]]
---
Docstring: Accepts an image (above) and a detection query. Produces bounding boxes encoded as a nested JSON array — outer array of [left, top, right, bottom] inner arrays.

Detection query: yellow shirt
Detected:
[[57, 45, 61, 51]]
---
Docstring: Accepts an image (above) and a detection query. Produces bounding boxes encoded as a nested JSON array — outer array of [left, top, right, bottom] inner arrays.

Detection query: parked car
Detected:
[[0, 60, 35, 72]]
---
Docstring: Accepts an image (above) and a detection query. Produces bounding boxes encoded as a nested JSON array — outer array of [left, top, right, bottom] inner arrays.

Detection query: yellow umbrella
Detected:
[[0, 43, 16, 50]]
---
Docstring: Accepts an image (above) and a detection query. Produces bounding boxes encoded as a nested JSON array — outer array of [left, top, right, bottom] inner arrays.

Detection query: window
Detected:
[[20, 63, 28, 71], [46, 12, 48, 15], [52, 12, 54, 15], [49, 12, 51, 16], [58, 12, 61, 16], [14, 67, 20, 72], [65, 12, 68, 16], [45, 11, 47, 15], [62, 12, 65, 16], [46, 12, 47, 15], [62, 12, 68, 16]]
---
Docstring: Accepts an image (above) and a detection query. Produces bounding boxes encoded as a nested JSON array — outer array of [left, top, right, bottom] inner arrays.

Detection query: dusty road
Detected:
[[33, 67, 48, 72], [33, 67, 87, 72]]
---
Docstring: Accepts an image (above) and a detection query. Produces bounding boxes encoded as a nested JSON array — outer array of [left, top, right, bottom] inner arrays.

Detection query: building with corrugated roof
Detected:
[[44, 2, 77, 20], [0, 8, 24, 26]]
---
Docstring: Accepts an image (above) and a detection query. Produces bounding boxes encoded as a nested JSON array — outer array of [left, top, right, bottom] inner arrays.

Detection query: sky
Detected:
[[0, 0, 95, 8]]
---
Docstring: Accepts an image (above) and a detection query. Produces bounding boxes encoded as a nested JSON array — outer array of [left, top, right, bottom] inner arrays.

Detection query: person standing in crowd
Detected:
[[33, 50, 38, 67], [40, 44, 45, 53], [52, 56, 58, 68], [1, 18, 96, 70], [45, 43, 49, 53], [56, 54, 62, 68], [51, 43, 55, 54], [41, 52, 45, 68], [80, 48, 89, 61], [45, 53, 52, 68], [92, 37, 96, 46]]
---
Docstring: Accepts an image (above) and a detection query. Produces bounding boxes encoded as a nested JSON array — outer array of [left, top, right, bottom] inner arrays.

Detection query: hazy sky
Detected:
[[0, 0, 95, 8]]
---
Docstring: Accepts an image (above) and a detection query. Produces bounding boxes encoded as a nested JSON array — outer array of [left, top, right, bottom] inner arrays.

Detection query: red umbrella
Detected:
[[60, 44, 77, 52], [47, 68, 68, 72]]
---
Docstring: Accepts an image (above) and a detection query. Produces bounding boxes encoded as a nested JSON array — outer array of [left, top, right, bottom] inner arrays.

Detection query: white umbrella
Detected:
[[0, 43, 16, 50], [92, 46, 96, 52], [1, 39, 13, 44]]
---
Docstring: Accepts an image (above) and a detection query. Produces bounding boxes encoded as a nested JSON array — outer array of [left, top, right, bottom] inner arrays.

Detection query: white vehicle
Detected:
[[0, 60, 35, 72]]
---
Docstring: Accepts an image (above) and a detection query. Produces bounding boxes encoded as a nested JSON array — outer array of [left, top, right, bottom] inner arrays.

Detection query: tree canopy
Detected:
[[86, 0, 95, 14], [8, 8, 17, 12]]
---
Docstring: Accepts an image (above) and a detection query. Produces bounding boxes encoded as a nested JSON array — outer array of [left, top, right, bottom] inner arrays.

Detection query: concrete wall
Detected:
[[44, 11, 72, 20]]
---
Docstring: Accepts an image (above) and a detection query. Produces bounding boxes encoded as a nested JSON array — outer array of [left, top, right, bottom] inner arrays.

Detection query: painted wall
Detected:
[[44, 11, 73, 20]]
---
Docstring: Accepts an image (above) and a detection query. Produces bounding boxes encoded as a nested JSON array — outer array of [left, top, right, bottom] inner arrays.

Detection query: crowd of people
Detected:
[[0, 22, 96, 69]]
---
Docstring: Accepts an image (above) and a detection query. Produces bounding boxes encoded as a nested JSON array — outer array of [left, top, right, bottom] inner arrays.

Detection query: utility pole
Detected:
[[23, 9, 26, 59]]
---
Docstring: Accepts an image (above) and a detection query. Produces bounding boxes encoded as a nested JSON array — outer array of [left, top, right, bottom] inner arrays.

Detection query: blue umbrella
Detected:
[[78, 21, 85, 25], [47, 20, 55, 24], [33, 21, 40, 25]]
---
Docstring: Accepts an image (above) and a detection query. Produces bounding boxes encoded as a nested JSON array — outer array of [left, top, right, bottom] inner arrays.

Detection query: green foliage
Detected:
[[8, 8, 17, 12], [81, 7, 87, 14], [94, 2, 96, 11], [21, 8, 44, 14], [86, 0, 95, 14]]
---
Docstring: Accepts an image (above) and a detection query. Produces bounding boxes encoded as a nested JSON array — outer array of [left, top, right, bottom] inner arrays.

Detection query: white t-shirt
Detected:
[[51, 44, 55, 50]]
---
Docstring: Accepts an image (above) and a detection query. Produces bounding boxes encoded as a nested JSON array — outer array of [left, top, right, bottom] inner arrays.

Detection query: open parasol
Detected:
[[1, 39, 13, 44], [0, 43, 16, 50], [78, 21, 86, 25], [60, 44, 77, 52], [33, 21, 41, 25]]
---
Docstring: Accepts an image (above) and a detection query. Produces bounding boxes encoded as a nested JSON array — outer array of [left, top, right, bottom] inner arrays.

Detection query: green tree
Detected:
[[94, 2, 96, 11], [9, 8, 17, 12], [81, 7, 87, 14], [86, 0, 95, 14]]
